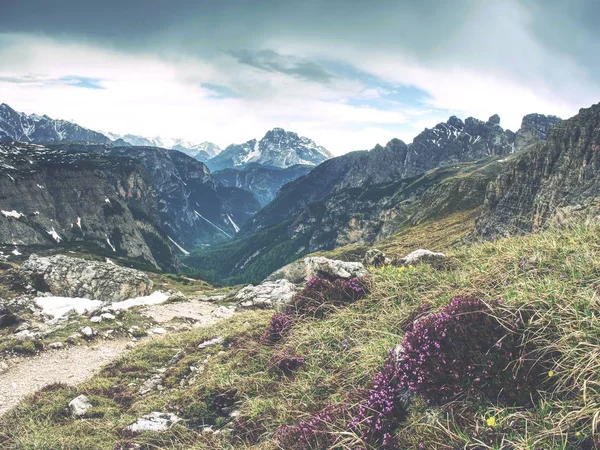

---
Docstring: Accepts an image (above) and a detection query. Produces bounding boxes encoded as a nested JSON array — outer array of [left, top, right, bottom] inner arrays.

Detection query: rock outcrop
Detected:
[[19, 254, 152, 301], [234, 279, 298, 309], [126, 412, 182, 433], [266, 257, 368, 285], [0, 300, 19, 327], [477, 103, 600, 237], [514, 113, 562, 151], [394, 249, 446, 267], [363, 249, 390, 268]]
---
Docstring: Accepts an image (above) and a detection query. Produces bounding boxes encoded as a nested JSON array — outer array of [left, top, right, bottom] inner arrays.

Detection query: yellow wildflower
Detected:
[[408, 264, 414, 269], [486, 417, 496, 427], [548, 370, 555, 378]]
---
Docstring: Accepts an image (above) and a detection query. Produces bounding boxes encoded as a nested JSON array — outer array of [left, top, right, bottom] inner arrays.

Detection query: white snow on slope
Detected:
[[1, 210, 24, 219], [226, 214, 240, 233], [168, 236, 189, 255], [194, 210, 232, 239], [47, 227, 62, 242]]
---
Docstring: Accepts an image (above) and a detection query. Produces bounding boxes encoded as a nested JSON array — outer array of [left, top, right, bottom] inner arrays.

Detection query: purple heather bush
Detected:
[[397, 296, 541, 406], [287, 276, 369, 318], [272, 349, 306, 376], [349, 350, 411, 450], [262, 313, 293, 344], [274, 405, 339, 449]]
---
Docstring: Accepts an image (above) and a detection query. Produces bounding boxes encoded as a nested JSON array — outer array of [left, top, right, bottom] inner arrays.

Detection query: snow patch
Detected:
[[109, 291, 169, 311], [106, 236, 116, 252], [194, 210, 232, 239], [226, 214, 240, 233], [1, 210, 24, 219], [167, 236, 189, 255], [47, 227, 62, 242], [35, 296, 103, 319]]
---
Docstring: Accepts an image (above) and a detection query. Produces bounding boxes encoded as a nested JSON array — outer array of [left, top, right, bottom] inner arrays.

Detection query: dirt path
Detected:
[[0, 340, 131, 416], [0, 298, 235, 417]]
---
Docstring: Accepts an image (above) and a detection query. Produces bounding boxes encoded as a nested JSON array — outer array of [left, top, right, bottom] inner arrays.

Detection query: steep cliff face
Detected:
[[213, 164, 313, 206], [245, 115, 515, 233], [0, 142, 260, 269], [513, 113, 562, 151], [476, 103, 600, 237]]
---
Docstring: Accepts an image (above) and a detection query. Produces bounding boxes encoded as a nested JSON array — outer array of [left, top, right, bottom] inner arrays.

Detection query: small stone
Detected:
[[100, 313, 115, 321], [125, 412, 181, 433], [48, 342, 64, 349], [80, 326, 95, 338], [363, 249, 390, 268], [68, 394, 92, 417], [89, 316, 102, 323], [198, 336, 223, 349], [150, 327, 167, 335]]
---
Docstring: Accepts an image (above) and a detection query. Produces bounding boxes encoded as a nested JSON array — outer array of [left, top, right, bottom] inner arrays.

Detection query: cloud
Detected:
[[231, 50, 335, 84], [1, 0, 599, 155]]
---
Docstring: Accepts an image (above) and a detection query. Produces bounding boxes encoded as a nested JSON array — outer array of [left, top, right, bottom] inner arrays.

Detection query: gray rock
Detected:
[[126, 412, 181, 433], [69, 394, 92, 417], [80, 326, 95, 338], [0, 300, 19, 328], [48, 341, 64, 349], [89, 316, 102, 323], [267, 257, 368, 285], [198, 336, 224, 349], [100, 313, 115, 321], [139, 374, 165, 395], [19, 254, 153, 301], [234, 279, 297, 309], [396, 249, 446, 267], [363, 249, 390, 268]]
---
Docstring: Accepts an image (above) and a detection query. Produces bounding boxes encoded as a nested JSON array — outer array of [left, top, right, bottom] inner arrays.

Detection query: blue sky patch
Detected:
[[60, 76, 105, 89]]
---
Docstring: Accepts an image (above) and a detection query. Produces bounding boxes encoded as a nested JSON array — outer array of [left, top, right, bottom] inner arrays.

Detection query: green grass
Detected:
[[3, 225, 600, 448]]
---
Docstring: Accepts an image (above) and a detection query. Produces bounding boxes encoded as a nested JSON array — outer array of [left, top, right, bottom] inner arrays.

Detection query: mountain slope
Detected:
[[0, 103, 111, 145], [206, 128, 332, 171], [213, 164, 314, 206], [477, 103, 600, 236], [0, 142, 260, 270], [245, 114, 515, 234]]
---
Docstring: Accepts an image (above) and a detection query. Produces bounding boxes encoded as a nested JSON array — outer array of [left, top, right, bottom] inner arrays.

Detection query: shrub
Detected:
[[274, 405, 338, 449], [287, 277, 368, 318], [271, 349, 305, 376], [262, 313, 293, 344], [397, 296, 542, 406], [349, 350, 410, 450]]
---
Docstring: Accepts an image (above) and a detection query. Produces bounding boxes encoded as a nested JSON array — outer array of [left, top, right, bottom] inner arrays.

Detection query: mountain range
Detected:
[[187, 111, 563, 283]]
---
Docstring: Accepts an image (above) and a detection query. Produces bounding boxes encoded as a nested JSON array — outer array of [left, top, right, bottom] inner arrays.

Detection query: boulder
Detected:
[[126, 412, 181, 433], [363, 249, 390, 268], [69, 394, 92, 417], [266, 256, 368, 285], [0, 300, 19, 328], [18, 254, 153, 301], [234, 279, 298, 310], [394, 249, 446, 267]]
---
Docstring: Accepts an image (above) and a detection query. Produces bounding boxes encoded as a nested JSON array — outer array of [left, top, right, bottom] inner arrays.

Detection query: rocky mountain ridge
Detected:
[[0, 103, 111, 145], [244, 114, 517, 233]]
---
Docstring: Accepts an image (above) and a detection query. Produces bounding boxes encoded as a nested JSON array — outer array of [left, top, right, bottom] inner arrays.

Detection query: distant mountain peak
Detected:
[[206, 128, 332, 171]]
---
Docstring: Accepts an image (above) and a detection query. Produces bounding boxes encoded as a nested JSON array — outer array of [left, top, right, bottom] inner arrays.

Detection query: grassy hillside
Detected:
[[3, 225, 600, 448]]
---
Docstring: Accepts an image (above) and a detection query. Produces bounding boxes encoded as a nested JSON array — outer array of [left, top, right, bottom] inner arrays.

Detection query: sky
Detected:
[[1, 0, 599, 155]]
